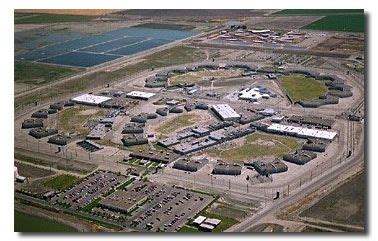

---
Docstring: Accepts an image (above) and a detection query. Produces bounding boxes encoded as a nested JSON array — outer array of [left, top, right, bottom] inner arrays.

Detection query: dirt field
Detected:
[[299, 171, 365, 227], [169, 69, 243, 86], [15, 161, 55, 178], [15, 9, 120, 15]]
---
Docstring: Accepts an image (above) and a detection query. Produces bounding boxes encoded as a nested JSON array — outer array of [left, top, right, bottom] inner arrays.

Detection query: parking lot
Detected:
[[126, 182, 214, 232], [53, 170, 128, 210]]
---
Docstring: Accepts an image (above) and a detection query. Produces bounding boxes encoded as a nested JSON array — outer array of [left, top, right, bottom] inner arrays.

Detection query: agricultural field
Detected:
[[299, 172, 365, 227], [280, 74, 328, 103], [206, 133, 301, 163], [57, 107, 106, 136], [169, 69, 243, 86], [43, 174, 80, 191], [15, 13, 95, 24], [15, 61, 79, 91], [132, 23, 195, 31], [14, 210, 78, 232], [155, 114, 201, 135], [273, 9, 364, 15], [303, 14, 364, 32]]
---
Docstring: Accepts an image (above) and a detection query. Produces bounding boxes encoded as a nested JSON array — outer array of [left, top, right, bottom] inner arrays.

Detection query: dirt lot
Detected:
[[15, 161, 56, 178], [299, 171, 365, 227], [15, 10, 121, 15]]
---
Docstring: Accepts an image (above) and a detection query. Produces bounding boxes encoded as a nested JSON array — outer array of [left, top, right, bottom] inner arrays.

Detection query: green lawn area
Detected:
[[179, 225, 200, 232], [206, 133, 301, 163], [273, 9, 364, 15], [14, 210, 78, 232], [280, 74, 328, 103], [303, 14, 364, 32], [43, 174, 79, 191], [156, 114, 201, 135], [15, 45, 205, 109], [82, 198, 102, 212], [15, 14, 95, 24], [15, 61, 79, 87]]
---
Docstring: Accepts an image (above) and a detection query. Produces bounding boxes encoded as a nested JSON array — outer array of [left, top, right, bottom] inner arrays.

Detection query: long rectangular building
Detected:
[[267, 123, 337, 140]]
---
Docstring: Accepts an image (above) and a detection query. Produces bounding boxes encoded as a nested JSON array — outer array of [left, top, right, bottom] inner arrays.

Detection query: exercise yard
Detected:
[[206, 133, 301, 163], [280, 74, 328, 103], [169, 69, 243, 86], [57, 107, 106, 136], [155, 114, 201, 135]]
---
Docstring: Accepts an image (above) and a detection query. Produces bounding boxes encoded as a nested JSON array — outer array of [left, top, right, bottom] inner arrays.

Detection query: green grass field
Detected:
[[206, 133, 301, 163], [156, 114, 201, 135], [196, 211, 239, 232], [303, 14, 364, 32], [43, 174, 79, 191], [280, 74, 328, 103], [273, 9, 364, 15], [15, 61, 79, 86], [14, 210, 77, 232], [15, 45, 205, 109], [15, 14, 95, 24]]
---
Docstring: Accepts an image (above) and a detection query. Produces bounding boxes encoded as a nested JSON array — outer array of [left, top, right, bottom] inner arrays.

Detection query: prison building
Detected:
[[283, 150, 317, 165], [126, 91, 156, 100], [328, 89, 353, 98], [174, 137, 218, 155], [145, 79, 167, 88], [48, 108, 58, 114], [223, 126, 255, 141], [196, 63, 219, 70], [212, 163, 242, 175], [157, 137, 180, 148], [48, 134, 70, 146], [130, 149, 180, 164], [121, 134, 148, 147], [22, 118, 43, 129], [212, 104, 241, 121], [64, 100, 75, 107], [287, 115, 335, 129], [250, 122, 269, 131], [298, 99, 325, 108], [173, 158, 208, 172], [99, 189, 148, 214], [100, 98, 126, 109], [86, 124, 107, 140], [130, 114, 148, 123], [29, 128, 58, 139], [192, 126, 211, 137], [49, 101, 65, 111], [209, 132, 227, 142], [71, 93, 111, 106], [176, 130, 195, 140], [31, 109, 49, 119], [208, 121, 233, 131], [156, 107, 170, 116], [302, 139, 328, 152], [195, 102, 209, 110], [239, 114, 265, 124], [122, 123, 144, 134], [169, 106, 184, 114], [250, 159, 288, 176], [184, 103, 196, 112], [77, 140, 103, 152]]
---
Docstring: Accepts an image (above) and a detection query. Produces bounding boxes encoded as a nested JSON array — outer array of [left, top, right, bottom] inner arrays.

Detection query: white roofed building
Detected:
[[126, 91, 156, 100], [71, 94, 111, 106], [212, 104, 241, 121]]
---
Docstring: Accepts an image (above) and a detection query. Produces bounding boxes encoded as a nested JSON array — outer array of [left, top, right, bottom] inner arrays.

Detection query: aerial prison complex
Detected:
[[13, 11, 365, 233]]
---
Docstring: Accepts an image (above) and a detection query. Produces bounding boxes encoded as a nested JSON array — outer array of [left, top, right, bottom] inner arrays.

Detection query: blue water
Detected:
[[15, 27, 197, 68], [80, 36, 147, 53], [39, 51, 122, 68]]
